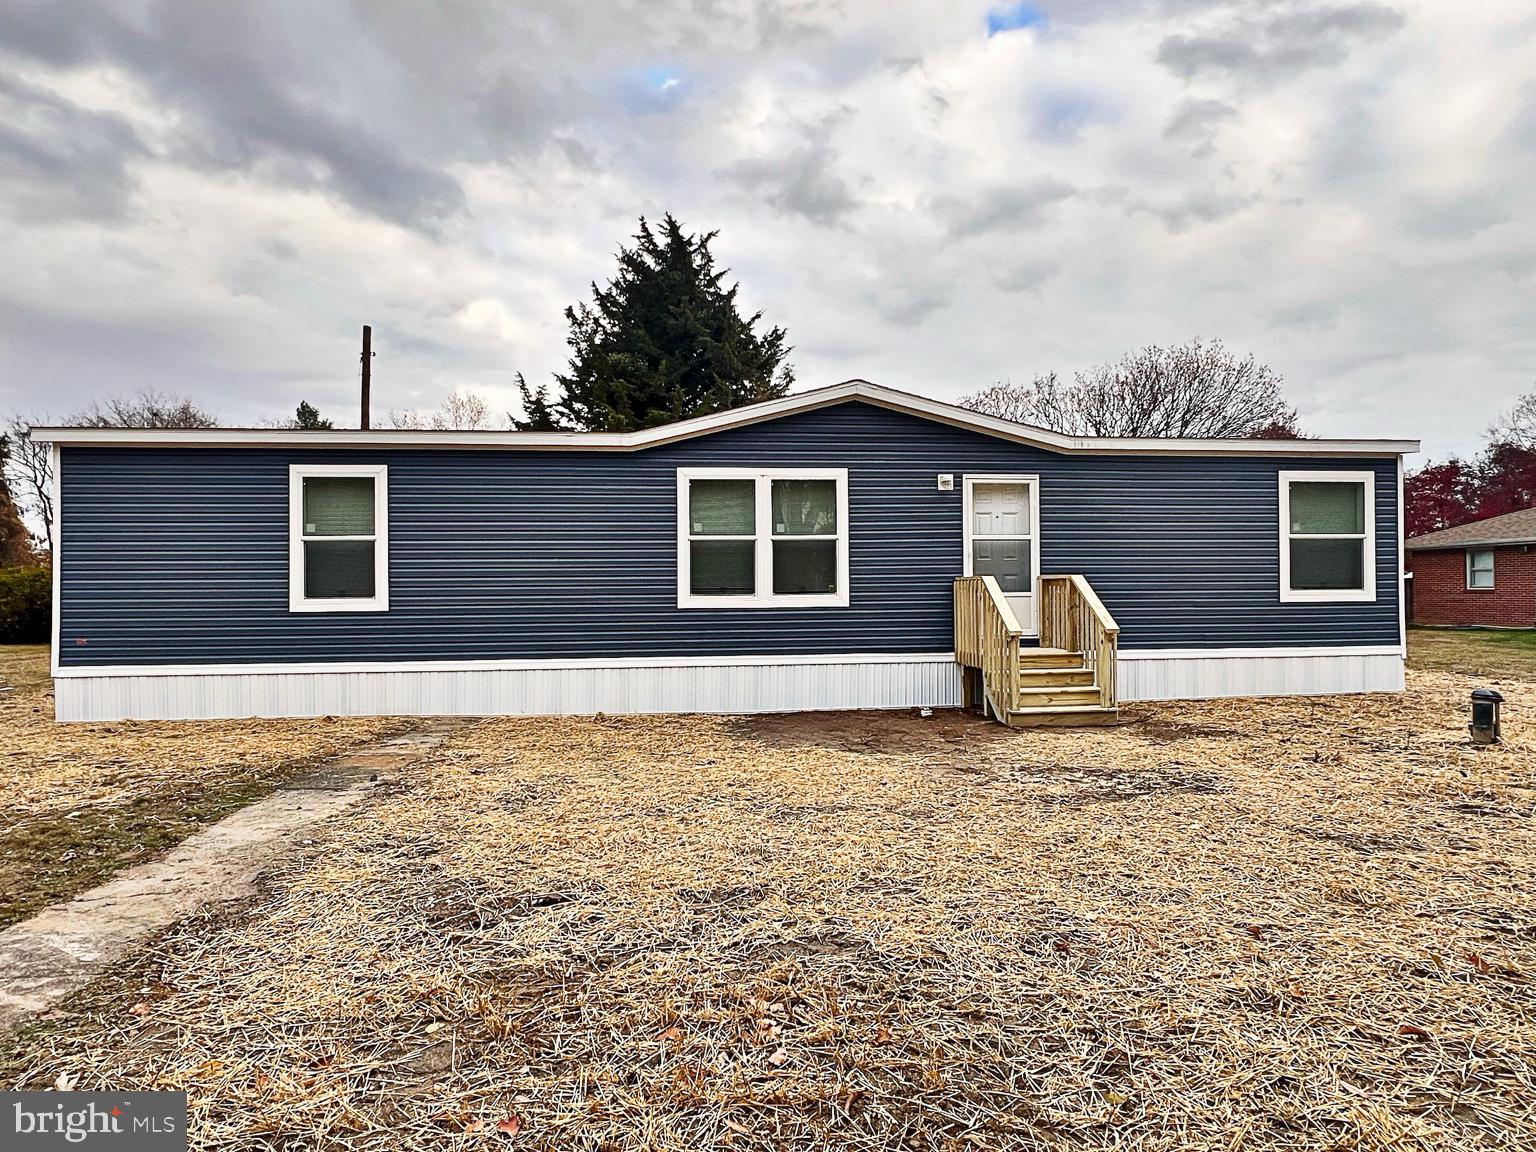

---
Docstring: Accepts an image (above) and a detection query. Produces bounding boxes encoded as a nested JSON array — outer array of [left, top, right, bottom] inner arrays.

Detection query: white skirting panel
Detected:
[[54, 655, 964, 722], [54, 648, 1404, 721], [1117, 647, 1405, 703]]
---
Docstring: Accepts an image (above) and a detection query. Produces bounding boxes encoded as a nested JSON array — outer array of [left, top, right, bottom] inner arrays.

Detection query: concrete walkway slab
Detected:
[[0, 721, 467, 1030]]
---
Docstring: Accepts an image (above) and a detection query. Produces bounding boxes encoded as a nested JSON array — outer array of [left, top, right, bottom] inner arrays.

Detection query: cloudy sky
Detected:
[[0, 0, 1532, 458]]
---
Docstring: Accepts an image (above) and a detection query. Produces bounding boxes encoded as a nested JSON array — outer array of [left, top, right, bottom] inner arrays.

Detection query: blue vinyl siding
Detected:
[[57, 401, 1401, 667]]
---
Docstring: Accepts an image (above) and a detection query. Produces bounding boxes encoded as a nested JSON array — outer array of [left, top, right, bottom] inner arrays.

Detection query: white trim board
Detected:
[[1118, 644, 1402, 660], [1397, 455, 1407, 658], [53, 652, 957, 679], [29, 380, 1420, 458], [49, 442, 62, 678]]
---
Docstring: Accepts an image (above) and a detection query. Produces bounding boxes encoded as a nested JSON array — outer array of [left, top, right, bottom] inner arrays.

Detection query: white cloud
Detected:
[[454, 298, 525, 344], [0, 0, 1532, 459]]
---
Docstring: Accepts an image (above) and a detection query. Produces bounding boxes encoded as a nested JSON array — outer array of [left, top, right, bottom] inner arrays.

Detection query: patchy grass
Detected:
[[1409, 626, 1536, 682], [0, 643, 51, 692], [2, 667, 1532, 1150], [0, 645, 413, 928]]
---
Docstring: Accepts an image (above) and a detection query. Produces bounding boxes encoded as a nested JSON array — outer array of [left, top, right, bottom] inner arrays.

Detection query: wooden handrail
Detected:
[[1038, 574, 1120, 710], [956, 574, 1120, 719], [953, 575, 1022, 719], [1042, 574, 1119, 636]]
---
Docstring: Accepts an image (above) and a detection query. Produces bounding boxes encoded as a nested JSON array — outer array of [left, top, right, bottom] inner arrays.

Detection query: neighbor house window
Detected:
[[1467, 549, 1495, 589], [289, 464, 389, 612], [1278, 471, 1375, 603], [677, 468, 849, 608]]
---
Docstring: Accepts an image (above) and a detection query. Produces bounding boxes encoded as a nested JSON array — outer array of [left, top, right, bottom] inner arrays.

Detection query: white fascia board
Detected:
[[53, 651, 959, 678], [1118, 644, 1404, 660], [28, 380, 1420, 458], [26, 426, 632, 449]]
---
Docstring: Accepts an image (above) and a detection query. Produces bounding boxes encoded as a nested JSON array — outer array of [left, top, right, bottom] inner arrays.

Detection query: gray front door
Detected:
[[969, 481, 1035, 633]]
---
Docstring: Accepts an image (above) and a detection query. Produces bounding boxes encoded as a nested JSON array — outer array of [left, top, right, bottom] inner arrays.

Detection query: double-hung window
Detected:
[[1278, 470, 1375, 602], [1467, 549, 1495, 589], [677, 468, 849, 607], [289, 464, 389, 612]]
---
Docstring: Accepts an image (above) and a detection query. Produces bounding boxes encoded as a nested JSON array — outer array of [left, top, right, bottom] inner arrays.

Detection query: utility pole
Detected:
[[360, 324, 372, 430]]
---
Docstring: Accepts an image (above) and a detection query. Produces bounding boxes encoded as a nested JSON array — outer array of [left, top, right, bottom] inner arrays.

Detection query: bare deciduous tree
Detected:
[[3, 414, 55, 555], [433, 389, 492, 430], [962, 374, 1063, 425], [1490, 390, 1536, 450], [72, 390, 219, 429], [962, 339, 1300, 438], [4, 393, 219, 553], [389, 389, 499, 431]]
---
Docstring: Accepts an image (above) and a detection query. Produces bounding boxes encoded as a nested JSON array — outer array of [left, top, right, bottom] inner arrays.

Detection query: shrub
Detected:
[[0, 566, 50, 643]]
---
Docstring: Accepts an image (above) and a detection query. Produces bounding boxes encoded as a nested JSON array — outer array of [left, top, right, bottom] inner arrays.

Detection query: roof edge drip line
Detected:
[[28, 380, 1420, 458]]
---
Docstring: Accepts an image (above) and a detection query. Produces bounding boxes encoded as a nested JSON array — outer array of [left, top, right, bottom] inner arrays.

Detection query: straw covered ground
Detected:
[[0, 645, 411, 926], [3, 655, 1533, 1150]]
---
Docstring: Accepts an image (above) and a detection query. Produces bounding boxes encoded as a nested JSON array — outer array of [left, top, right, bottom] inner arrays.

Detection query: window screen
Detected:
[[303, 477, 375, 536], [1289, 482, 1364, 536], [689, 480, 755, 536]]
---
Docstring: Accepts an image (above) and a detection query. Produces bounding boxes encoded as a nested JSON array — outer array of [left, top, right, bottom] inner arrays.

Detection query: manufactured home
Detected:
[[33, 381, 1416, 725]]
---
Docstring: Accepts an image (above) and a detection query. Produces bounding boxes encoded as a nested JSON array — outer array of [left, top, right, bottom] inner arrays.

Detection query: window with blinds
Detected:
[[290, 465, 389, 612], [678, 469, 849, 608], [1279, 471, 1375, 603]]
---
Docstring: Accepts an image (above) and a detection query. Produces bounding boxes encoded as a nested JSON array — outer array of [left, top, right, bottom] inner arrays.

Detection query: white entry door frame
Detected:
[[962, 474, 1041, 636]]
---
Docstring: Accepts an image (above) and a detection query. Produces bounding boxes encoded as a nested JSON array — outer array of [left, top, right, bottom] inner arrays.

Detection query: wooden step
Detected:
[[1017, 667, 1095, 687], [1017, 647, 1084, 669], [1013, 685, 1102, 708], [1006, 704, 1120, 728]]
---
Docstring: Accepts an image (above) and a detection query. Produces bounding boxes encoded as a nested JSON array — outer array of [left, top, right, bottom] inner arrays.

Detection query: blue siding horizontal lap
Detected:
[[58, 402, 1401, 667]]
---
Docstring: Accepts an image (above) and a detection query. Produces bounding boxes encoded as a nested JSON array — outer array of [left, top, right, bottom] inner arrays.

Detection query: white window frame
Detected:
[[289, 463, 390, 613], [677, 467, 850, 609], [1278, 470, 1376, 604], [1466, 548, 1495, 590]]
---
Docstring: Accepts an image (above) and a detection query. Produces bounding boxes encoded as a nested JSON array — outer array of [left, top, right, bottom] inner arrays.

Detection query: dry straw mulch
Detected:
[[0, 647, 409, 924], [1, 700, 406, 823], [4, 668, 1534, 1151]]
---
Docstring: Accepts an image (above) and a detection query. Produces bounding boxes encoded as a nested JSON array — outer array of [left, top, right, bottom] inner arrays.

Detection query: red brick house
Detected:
[[1405, 507, 1536, 628]]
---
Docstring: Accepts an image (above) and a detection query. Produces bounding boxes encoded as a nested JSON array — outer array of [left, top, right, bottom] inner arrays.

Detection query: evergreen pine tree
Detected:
[[514, 373, 562, 432], [516, 215, 794, 431], [293, 401, 333, 430]]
